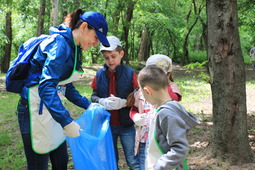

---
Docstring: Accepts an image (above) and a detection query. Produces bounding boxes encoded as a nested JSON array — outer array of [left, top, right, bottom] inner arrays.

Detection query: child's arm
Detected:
[[90, 76, 100, 103], [154, 113, 189, 170], [129, 105, 146, 126], [169, 82, 182, 101], [167, 86, 179, 101], [129, 105, 139, 120], [90, 77, 114, 110], [91, 89, 100, 103]]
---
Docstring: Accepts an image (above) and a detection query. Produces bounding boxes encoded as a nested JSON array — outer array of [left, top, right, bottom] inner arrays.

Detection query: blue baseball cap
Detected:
[[80, 11, 110, 47]]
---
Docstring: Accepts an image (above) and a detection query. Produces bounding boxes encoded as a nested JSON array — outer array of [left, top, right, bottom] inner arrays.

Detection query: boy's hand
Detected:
[[108, 95, 127, 110], [99, 95, 127, 110], [98, 97, 116, 110], [133, 113, 146, 126]]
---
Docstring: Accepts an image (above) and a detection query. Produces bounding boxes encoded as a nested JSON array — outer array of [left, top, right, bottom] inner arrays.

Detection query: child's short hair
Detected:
[[138, 65, 169, 91]]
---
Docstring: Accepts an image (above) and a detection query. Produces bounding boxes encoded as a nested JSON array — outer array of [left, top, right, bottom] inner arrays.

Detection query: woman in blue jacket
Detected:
[[17, 9, 109, 169]]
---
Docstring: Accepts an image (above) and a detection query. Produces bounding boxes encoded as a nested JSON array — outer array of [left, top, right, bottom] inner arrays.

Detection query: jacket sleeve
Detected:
[[91, 89, 101, 103], [129, 105, 139, 120], [168, 86, 179, 101], [65, 82, 91, 109], [132, 72, 139, 90], [169, 82, 182, 101], [90, 76, 101, 102], [38, 35, 73, 128], [154, 113, 189, 170]]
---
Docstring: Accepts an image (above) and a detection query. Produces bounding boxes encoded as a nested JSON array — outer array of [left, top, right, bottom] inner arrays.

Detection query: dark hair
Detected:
[[138, 65, 168, 91], [115, 45, 123, 53], [64, 8, 93, 31], [167, 72, 174, 82], [101, 45, 123, 53]]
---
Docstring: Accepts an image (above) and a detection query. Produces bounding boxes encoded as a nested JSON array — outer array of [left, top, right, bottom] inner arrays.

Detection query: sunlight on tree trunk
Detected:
[[37, 0, 46, 36], [121, 0, 136, 64], [138, 27, 150, 61], [207, 0, 253, 164], [51, 0, 59, 26], [1, 12, 12, 73]]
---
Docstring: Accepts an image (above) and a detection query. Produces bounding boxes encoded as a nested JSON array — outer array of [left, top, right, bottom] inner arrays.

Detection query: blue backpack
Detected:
[[5, 34, 50, 93]]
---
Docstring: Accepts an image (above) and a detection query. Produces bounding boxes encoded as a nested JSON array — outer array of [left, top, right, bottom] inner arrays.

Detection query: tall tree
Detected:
[[121, 0, 137, 63], [50, 0, 59, 26], [37, 0, 46, 36], [207, 0, 253, 164], [1, 11, 12, 73], [182, 0, 204, 65], [137, 26, 151, 61], [110, 0, 123, 35]]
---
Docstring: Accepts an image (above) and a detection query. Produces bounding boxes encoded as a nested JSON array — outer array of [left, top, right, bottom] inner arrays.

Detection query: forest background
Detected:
[[1, 0, 254, 69], [1, 0, 255, 169]]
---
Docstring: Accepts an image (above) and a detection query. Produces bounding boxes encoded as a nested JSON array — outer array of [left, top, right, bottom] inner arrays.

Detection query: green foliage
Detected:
[[133, 0, 187, 58], [184, 61, 210, 83], [188, 51, 207, 63], [184, 61, 207, 70], [0, 0, 253, 72]]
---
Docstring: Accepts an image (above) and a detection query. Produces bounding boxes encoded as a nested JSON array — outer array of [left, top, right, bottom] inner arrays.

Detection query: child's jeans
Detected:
[[111, 125, 139, 170], [136, 142, 146, 170]]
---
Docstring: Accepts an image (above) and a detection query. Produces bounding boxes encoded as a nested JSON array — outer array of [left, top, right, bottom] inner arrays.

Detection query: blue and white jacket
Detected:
[[20, 24, 91, 127]]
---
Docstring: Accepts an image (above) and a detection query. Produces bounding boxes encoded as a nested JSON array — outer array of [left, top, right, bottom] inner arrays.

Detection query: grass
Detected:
[[0, 91, 25, 169], [0, 64, 254, 169], [0, 70, 209, 169]]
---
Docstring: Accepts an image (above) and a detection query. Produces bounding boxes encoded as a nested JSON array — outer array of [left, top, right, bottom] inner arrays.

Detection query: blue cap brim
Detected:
[[95, 30, 110, 47]]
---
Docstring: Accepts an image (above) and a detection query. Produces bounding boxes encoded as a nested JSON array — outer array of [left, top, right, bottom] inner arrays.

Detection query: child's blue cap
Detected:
[[80, 11, 110, 47]]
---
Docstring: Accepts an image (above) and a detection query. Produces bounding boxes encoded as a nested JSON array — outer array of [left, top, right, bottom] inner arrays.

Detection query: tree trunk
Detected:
[[50, 0, 59, 26], [37, 0, 46, 36], [199, 16, 207, 51], [111, 0, 123, 35], [207, 0, 253, 164], [121, 0, 136, 64], [138, 27, 150, 61], [1, 12, 12, 73], [182, 0, 202, 65], [167, 30, 177, 62]]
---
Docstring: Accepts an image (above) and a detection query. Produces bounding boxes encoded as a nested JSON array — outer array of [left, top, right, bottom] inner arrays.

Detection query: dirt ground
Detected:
[[1, 63, 255, 169], [78, 63, 255, 169]]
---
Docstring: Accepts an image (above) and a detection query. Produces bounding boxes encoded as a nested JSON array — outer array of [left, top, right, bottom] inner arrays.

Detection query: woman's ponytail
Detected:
[[64, 8, 85, 30]]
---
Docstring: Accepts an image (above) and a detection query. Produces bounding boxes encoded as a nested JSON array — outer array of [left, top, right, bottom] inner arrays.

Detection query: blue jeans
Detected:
[[111, 125, 139, 170], [17, 98, 68, 170], [136, 142, 146, 170]]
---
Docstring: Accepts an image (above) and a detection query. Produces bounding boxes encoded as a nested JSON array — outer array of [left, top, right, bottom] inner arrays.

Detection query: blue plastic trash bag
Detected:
[[66, 104, 117, 170]]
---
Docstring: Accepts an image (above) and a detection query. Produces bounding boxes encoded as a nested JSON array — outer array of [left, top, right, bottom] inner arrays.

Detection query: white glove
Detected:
[[99, 97, 116, 110], [133, 113, 147, 126], [108, 95, 127, 110], [99, 95, 127, 110], [64, 121, 80, 138]]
